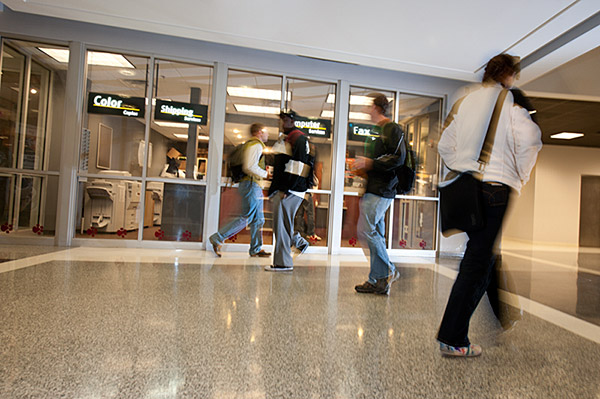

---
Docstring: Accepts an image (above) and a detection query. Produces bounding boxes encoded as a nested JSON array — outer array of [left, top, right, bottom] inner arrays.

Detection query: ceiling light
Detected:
[[234, 104, 280, 114], [120, 69, 136, 76], [236, 134, 243, 139], [227, 86, 291, 101], [327, 94, 394, 105], [30, 88, 38, 94], [173, 133, 209, 141], [550, 132, 584, 140], [349, 112, 372, 120], [155, 121, 190, 128], [38, 48, 70, 63], [89, 52, 135, 68], [321, 110, 371, 120], [233, 129, 240, 133], [38, 48, 135, 68], [529, 110, 537, 115]]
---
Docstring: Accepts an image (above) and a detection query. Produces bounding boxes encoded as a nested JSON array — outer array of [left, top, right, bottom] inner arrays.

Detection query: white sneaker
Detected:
[[264, 265, 293, 272]]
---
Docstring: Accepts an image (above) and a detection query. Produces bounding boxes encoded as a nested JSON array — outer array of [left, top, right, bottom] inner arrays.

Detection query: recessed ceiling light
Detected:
[[321, 110, 370, 120], [30, 88, 38, 94], [233, 129, 240, 133], [227, 86, 291, 101], [236, 134, 243, 139], [327, 94, 394, 105], [155, 121, 190, 128], [234, 104, 280, 114], [173, 133, 209, 141], [38, 48, 135, 68], [550, 132, 584, 140]]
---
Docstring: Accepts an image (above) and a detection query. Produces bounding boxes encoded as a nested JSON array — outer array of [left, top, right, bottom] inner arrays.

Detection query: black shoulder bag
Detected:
[[439, 89, 508, 235]]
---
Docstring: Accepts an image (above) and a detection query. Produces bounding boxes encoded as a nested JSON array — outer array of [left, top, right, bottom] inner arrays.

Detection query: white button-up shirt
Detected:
[[438, 84, 542, 193]]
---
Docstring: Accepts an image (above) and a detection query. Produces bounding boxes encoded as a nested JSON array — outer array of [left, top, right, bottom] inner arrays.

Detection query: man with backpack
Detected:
[[209, 123, 271, 258], [265, 110, 313, 272], [353, 93, 406, 295]]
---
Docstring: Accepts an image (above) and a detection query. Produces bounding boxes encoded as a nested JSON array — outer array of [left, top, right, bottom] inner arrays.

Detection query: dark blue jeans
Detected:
[[437, 183, 511, 347]]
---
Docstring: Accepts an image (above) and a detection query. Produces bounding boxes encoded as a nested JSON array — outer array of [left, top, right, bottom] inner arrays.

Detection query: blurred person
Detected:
[[265, 110, 314, 272], [353, 93, 406, 295], [209, 123, 271, 258], [436, 54, 542, 357]]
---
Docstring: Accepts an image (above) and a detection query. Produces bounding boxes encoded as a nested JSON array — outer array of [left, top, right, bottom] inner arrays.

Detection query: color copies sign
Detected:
[[87, 92, 145, 118], [294, 118, 331, 138], [154, 100, 208, 125]]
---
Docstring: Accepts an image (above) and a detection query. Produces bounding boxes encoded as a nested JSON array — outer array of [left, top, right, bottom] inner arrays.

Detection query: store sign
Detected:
[[348, 122, 380, 142], [294, 118, 331, 138], [154, 100, 208, 125], [87, 92, 145, 118]]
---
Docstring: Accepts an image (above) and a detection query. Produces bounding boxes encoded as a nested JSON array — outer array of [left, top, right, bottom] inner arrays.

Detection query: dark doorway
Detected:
[[579, 176, 600, 247]]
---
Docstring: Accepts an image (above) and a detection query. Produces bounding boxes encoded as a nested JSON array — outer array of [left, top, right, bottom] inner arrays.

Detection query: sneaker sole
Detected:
[[439, 344, 482, 357], [264, 266, 293, 272], [355, 288, 390, 295]]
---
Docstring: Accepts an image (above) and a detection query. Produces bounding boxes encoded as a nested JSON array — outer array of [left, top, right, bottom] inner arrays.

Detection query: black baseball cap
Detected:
[[279, 110, 297, 120]]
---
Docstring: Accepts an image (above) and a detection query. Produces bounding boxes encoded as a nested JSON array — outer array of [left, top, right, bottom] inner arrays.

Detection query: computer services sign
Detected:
[[294, 118, 331, 138]]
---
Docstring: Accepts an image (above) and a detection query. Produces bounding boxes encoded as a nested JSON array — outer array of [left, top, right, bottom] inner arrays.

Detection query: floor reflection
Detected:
[[0, 245, 598, 398]]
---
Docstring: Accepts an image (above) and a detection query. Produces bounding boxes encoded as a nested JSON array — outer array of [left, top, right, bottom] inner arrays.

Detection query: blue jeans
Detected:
[[210, 180, 265, 255], [358, 193, 395, 283], [437, 183, 511, 347]]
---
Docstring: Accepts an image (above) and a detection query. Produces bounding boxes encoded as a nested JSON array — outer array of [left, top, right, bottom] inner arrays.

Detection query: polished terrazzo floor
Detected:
[[0, 246, 599, 398], [0, 244, 66, 263]]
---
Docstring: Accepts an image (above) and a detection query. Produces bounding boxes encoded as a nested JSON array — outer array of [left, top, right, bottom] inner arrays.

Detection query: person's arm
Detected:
[[511, 105, 542, 185], [242, 142, 268, 179], [438, 115, 458, 169], [370, 123, 405, 172]]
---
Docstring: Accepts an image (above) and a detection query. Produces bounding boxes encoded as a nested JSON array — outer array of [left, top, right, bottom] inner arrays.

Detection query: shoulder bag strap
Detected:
[[478, 89, 508, 170]]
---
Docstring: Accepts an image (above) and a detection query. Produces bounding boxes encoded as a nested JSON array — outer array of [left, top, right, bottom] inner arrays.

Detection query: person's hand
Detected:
[[353, 156, 373, 172]]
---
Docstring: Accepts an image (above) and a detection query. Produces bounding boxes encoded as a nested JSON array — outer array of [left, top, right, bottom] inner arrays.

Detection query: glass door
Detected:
[[0, 39, 64, 237]]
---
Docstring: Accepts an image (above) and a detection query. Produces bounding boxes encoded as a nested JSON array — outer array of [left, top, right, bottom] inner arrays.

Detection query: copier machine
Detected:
[[83, 171, 141, 232]]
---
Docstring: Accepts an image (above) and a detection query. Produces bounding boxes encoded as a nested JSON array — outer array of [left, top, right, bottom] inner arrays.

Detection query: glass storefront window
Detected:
[[218, 72, 336, 248], [397, 94, 442, 197], [142, 59, 213, 243], [0, 45, 25, 169], [76, 51, 149, 240], [285, 78, 336, 191], [391, 199, 437, 250], [142, 182, 205, 242], [79, 51, 149, 177], [148, 59, 213, 180], [340, 87, 441, 250], [218, 70, 283, 246], [284, 78, 335, 246], [0, 174, 59, 237], [341, 87, 395, 247], [0, 39, 67, 237]]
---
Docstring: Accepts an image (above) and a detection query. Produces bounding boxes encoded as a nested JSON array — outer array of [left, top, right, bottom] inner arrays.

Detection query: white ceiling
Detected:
[[3, 0, 599, 83]]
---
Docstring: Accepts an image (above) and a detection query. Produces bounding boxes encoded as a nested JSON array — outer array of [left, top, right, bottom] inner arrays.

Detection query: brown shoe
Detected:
[[251, 250, 271, 258], [354, 279, 390, 295]]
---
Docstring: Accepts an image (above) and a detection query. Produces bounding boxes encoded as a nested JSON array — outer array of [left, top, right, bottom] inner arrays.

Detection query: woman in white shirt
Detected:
[[436, 54, 542, 357]]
